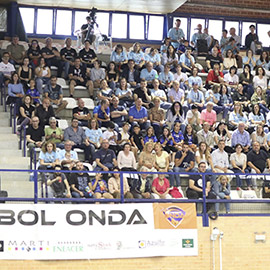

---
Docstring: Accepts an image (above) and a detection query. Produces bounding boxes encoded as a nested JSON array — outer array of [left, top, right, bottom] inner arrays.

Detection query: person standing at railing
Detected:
[[247, 141, 270, 189]]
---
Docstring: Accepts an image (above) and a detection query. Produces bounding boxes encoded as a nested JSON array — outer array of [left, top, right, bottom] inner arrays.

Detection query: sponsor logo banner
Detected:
[[0, 203, 197, 260]]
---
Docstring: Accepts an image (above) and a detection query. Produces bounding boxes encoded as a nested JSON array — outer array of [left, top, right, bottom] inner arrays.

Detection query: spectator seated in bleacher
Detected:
[[160, 37, 171, 54], [7, 72, 24, 115], [158, 63, 174, 90], [223, 49, 238, 72], [130, 123, 144, 154], [38, 141, 60, 182], [110, 44, 128, 70], [149, 97, 166, 138], [35, 57, 51, 95], [115, 77, 133, 107], [213, 122, 232, 152], [79, 39, 97, 69], [64, 118, 94, 163], [117, 142, 136, 171], [92, 172, 114, 200], [211, 139, 233, 182], [174, 64, 189, 90], [58, 140, 79, 171], [94, 139, 118, 178], [128, 42, 145, 70], [120, 59, 140, 88], [72, 98, 91, 127], [145, 48, 162, 73], [97, 79, 114, 103], [47, 164, 71, 199], [93, 99, 111, 128], [205, 62, 224, 90], [231, 122, 251, 153], [60, 37, 77, 79], [128, 98, 150, 131], [154, 143, 170, 172], [18, 57, 32, 92], [35, 97, 55, 127], [224, 65, 239, 92], [251, 124, 268, 152], [239, 64, 254, 99], [251, 86, 269, 117], [105, 61, 119, 91], [253, 67, 268, 92], [102, 121, 119, 154], [17, 94, 35, 132], [184, 104, 201, 133], [27, 39, 41, 68], [230, 143, 252, 190], [110, 96, 128, 129], [228, 102, 249, 131], [179, 47, 195, 73], [85, 118, 102, 151], [168, 80, 185, 104], [68, 57, 92, 98], [161, 45, 178, 71], [44, 116, 64, 149], [26, 79, 41, 105], [44, 75, 68, 115], [212, 175, 231, 213], [186, 161, 216, 212], [188, 67, 204, 93], [142, 126, 158, 147], [151, 171, 172, 199], [247, 141, 270, 189], [90, 60, 106, 96], [200, 102, 217, 130], [133, 79, 152, 109], [130, 168, 153, 199], [183, 124, 198, 152], [41, 37, 63, 77], [197, 122, 215, 149], [232, 84, 250, 113], [108, 167, 133, 199], [6, 35, 25, 65], [169, 142, 195, 188], [140, 62, 158, 88], [69, 161, 94, 199], [242, 49, 256, 71], [150, 79, 171, 110], [0, 51, 15, 86], [205, 46, 224, 72]]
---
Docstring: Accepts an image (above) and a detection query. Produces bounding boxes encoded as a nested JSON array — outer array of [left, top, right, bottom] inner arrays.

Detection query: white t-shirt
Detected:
[[0, 62, 15, 76], [174, 72, 188, 82], [102, 130, 118, 146]]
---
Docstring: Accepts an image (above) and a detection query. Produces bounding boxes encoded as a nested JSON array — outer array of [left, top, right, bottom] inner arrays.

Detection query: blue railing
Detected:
[[0, 168, 270, 227]]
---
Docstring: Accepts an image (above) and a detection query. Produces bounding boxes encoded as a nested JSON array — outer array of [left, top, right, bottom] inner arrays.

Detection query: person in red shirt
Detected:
[[206, 63, 224, 89]]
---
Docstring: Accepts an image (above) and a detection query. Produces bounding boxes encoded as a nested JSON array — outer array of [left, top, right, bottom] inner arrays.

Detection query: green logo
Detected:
[[182, 239, 194, 248]]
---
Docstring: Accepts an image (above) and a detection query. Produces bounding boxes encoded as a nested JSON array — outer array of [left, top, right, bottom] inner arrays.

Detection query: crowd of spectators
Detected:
[[1, 22, 270, 210]]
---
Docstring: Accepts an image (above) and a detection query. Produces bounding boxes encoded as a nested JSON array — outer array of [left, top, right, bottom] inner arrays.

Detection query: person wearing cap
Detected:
[[245, 25, 259, 53], [167, 19, 185, 49], [191, 24, 204, 48], [200, 102, 217, 129], [185, 104, 201, 132], [205, 62, 224, 89], [6, 35, 25, 65]]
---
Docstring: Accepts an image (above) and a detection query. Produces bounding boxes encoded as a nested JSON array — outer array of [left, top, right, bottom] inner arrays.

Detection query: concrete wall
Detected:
[[2, 216, 270, 270]]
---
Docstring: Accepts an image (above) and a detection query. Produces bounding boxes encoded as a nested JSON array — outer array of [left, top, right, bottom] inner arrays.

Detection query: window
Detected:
[[225, 21, 239, 35], [19, 7, 34, 33], [148, 15, 164, 40], [95, 12, 109, 36], [242, 22, 256, 45], [190, 18, 205, 41], [208, 19, 223, 41], [257, 23, 270, 47], [112, 14, 127, 38], [129, 15, 144, 39], [56, 10, 72, 35], [173, 17, 188, 40], [36, 9, 53, 35], [74, 11, 89, 33]]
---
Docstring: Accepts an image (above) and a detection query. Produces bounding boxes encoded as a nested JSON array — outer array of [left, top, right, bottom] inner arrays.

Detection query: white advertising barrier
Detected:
[[0, 203, 198, 260]]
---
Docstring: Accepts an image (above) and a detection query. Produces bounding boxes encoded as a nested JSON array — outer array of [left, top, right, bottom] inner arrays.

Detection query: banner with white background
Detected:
[[0, 203, 198, 260]]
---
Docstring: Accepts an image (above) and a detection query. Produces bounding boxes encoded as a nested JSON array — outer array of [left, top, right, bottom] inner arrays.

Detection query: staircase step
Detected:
[[0, 141, 19, 150], [0, 127, 12, 134], [1, 179, 34, 198], [0, 118, 9, 125], [0, 134, 18, 141], [0, 149, 23, 157]]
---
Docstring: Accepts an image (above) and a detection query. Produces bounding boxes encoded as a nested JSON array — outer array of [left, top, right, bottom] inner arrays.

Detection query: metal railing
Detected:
[[1, 168, 270, 227]]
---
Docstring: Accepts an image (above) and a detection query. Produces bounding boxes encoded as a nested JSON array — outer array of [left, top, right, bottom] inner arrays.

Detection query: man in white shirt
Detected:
[[211, 139, 233, 181], [150, 79, 171, 109], [0, 52, 15, 85]]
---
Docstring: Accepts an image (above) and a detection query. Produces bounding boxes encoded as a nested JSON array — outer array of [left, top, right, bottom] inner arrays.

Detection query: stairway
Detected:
[[0, 105, 34, 199]]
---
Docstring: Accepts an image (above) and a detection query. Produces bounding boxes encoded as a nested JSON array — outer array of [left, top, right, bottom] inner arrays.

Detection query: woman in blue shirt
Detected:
[[143, 126, 158, 146], [110, 44, 128, 70], [7, 72, 24, 115], [171, 122, 184, 150], [85, 118, 103, 149], [128, 42, 145, 69], [242, 49, 256, 71], [146, 48, 162, 73]]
